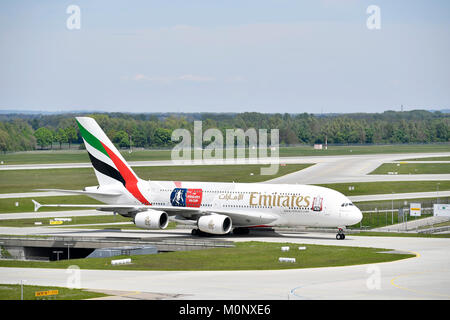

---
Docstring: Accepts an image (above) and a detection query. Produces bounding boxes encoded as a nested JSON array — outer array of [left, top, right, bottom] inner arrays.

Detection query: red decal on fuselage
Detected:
[[101, 142, 150, 205], [186, 189, 202, 208]]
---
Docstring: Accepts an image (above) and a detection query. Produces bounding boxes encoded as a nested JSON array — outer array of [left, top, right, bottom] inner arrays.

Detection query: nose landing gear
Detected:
[[336, 228, 346, 240]]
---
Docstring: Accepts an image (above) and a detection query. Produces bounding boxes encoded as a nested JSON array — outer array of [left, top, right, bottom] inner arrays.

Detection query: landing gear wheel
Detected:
[[336, 228, 346, 240], [191, 229, 211, 237], [233, 227, 250, 235]]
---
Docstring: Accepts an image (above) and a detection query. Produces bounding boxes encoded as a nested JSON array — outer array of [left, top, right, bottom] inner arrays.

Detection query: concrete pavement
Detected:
[[0, 230, 449, 300], [265, 152, 450, 184]]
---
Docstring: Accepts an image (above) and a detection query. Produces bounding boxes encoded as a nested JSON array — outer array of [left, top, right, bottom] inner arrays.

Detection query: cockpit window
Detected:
[[341, 202, 354, 207]]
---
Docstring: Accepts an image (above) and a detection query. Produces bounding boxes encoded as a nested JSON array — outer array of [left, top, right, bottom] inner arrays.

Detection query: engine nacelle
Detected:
[[134, 209, 169, 230], [197, 214, 232, 235]]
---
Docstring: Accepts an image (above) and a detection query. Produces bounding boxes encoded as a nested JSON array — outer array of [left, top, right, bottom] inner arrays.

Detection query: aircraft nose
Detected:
[[352, 207, 363, 225]]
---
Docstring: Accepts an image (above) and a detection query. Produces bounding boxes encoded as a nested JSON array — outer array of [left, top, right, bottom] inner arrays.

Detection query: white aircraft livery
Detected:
[[33, 117, 362, 240]]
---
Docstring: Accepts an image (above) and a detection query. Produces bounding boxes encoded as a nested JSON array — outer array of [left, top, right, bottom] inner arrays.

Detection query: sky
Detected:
[[0, 0, 449, 114]]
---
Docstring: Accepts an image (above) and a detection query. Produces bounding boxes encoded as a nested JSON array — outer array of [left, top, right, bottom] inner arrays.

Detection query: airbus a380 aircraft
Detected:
[[33, 117, 362, 240]]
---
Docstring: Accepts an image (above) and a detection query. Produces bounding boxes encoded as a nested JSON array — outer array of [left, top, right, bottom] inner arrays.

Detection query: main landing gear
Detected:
[[191, 228, 220, 237], [191, 228, 247, 236], [191, 228, 209, 237], [232, 227, 250, 235], [336, 228, 346, 240]]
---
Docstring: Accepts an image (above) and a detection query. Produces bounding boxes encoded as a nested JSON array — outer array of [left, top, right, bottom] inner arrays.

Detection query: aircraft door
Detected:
[[312, 196, 323, 212]]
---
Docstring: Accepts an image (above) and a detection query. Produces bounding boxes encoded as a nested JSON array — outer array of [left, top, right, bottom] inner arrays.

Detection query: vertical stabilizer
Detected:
[[76, 117, 149, 204]]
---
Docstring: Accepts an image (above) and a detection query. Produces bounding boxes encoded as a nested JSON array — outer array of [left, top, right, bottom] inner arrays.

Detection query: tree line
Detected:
[[0, 110, 448, 152]]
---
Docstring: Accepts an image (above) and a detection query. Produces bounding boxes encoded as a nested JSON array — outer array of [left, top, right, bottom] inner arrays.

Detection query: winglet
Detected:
[[32, 199, 42, 212]]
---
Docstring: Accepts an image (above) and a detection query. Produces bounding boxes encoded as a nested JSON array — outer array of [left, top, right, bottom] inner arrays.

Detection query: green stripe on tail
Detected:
[[76, 119, 109, 158]]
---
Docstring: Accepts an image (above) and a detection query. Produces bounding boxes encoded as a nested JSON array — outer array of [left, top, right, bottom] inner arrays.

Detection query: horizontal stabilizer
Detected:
[[31, 199, 148, 212]]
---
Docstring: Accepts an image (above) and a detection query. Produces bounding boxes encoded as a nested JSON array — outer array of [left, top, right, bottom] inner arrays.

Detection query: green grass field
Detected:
[[1, 144, 449, 165], [351, 197, 447, 230], [0, 163, 312, 193], [0, 284, 108, 300], [355, 210, 433, 230], [0, 195, 102, 214], [0, 241, 415, 271], [276, 144, 450, 157], [352, 231, 450, 238], [317, 181, 449, 196], [0, 214, 128, 227], [397, 156, 450, 161], [370, 163, 450, 174], [0, 214, 177, 229]]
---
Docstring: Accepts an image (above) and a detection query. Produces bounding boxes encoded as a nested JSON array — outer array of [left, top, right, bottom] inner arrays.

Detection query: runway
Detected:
[[0, 229, 449, 300], [265, 152, 450, 184]]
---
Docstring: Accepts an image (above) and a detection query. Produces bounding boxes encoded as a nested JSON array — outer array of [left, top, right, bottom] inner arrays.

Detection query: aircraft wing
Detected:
[[156, 206, 278, 226], [32, 200, 277, 226], [31, 200, 205, 213]]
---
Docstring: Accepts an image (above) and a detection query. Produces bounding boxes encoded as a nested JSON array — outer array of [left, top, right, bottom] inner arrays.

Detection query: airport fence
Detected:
[[352, 197, 450, 230]]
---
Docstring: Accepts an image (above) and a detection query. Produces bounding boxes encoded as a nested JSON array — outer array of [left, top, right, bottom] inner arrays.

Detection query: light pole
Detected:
[[391, 192, 394, 225], [20, 280, 26, 300], [437, 183, 440, 204], [64, 243, 74, 260], [53, 250, 63, 261]]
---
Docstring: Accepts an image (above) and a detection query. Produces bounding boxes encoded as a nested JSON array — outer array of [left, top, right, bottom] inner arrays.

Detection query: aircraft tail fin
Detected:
[[76, 117, 138, 186], [76, 117, 150, 204]]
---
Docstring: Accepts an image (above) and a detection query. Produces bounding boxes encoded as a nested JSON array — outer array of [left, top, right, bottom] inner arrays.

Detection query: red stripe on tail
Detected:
[[100, 142, 150, 205]]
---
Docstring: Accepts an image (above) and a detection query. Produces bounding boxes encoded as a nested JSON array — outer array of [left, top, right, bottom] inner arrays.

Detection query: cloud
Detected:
[[177, 74, 215, 82], [133, 74, 150, 81]]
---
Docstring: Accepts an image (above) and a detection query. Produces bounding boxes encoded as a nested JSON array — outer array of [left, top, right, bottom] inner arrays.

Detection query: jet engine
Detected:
[[197, 214, 232, 235], [134, 209, 169, 230]]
